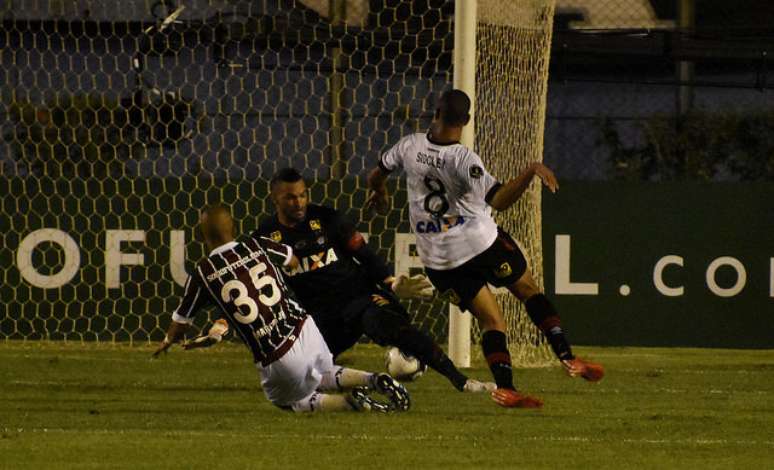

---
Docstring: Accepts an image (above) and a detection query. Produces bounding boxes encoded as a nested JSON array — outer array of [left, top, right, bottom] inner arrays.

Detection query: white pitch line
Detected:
[[3, 428, 773, 447]]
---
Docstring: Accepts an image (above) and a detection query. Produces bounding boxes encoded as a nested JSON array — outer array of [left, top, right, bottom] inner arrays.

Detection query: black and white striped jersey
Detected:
[[171, 235, 306, 365]]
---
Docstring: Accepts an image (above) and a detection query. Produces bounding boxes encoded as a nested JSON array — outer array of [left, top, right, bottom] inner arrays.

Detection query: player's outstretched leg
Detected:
[[469, 287, 544, 408], [508, 272, 604, 382], [370, 373, 411, 411], [361, 300, 493, 393], [290, 390, 391, 413], [347, 387, 392, 412], [319, 366, 410, 412]]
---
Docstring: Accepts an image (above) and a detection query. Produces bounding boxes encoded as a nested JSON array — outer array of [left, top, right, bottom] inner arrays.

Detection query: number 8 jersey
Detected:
[[380, 132, 502, 270], [171, 235, 307, 365]]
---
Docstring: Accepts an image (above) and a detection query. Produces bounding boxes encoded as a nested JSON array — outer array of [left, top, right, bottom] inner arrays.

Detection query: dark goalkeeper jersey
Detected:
[[171, 234, 307, 365], [254, 204, 391, 317]]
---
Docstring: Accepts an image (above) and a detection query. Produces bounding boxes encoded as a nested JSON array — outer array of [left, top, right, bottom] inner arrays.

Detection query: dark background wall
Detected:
[[1, 0, 772, 346]]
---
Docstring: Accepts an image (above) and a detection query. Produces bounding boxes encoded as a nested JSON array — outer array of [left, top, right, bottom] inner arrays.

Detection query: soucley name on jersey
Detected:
[[416, 216, 466, 233], [416, 151, 446, 169]]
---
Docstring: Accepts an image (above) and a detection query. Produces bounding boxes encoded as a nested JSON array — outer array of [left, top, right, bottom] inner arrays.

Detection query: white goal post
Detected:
[[450, 0, 477, 367], [444, 0, 557, 367]]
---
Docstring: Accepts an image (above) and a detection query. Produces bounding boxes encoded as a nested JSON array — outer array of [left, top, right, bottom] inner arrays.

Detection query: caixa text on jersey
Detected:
[[415, 216, 466, 233]]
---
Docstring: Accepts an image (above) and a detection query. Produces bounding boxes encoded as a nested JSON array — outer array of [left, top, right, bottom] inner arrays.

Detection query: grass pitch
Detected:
[[1, 342, 772, 469]]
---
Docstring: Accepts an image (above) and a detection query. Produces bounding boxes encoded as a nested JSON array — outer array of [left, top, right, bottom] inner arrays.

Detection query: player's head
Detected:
[[270, 167, 308, 225], [200, 204, 235, 250], [434, 89, 471, 127]]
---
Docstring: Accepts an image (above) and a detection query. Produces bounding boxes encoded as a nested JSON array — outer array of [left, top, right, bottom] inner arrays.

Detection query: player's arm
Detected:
[[182, 318, 230, 351], [327, 210, 433, 298], [343, 235, 433, 299], [249, 227, 299, 270], [153, 320, 190, 357], [152, 274, 210, 357], [366, 166, 391, 215], [366, 136, 410, 215], [252, 233, 299, 272], [328, 209, 392, 283], [487, 162, 559, 211], [386, 274, 434, 299]]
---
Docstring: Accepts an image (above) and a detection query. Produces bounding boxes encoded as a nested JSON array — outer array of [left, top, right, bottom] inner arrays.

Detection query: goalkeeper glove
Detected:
[[390, 274, 435, 299], [182, 319, 229, 350]]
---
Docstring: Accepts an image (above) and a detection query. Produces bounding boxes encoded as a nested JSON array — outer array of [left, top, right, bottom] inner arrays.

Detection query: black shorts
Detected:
[[311, 290, 410, 359], [425, 227, 528, 312]]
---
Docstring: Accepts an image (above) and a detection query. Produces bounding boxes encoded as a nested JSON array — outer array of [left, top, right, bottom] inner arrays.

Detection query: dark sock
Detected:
[[395, 326, 469, 391], [525, 294, 575, 361], [481, 330, 514, 390]]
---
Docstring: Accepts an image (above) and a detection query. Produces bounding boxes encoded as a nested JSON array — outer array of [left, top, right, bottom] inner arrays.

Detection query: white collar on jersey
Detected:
[[209, 241, 238, 256]]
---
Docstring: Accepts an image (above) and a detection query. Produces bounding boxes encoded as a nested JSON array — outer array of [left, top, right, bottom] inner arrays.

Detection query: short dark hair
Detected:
[[270, 167, 304, 190], [436, 89, 471, 126]]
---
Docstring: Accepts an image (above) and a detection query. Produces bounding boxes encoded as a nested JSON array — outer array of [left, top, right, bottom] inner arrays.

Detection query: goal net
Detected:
[[1, 0, 554, 365], [475, 0, 556, 364]]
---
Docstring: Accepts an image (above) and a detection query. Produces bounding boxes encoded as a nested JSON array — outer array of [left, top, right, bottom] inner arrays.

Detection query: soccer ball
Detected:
[[384, 347, 427, 381]]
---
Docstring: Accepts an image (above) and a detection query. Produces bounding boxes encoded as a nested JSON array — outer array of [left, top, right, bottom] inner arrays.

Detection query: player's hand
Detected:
[[182, 335, 219, 350], [365, 189, 389, 215], [151, 339, 173, 358], [391, 274, 435, 299], [532, 163, 559, 193], [183, 319, 229, 350]]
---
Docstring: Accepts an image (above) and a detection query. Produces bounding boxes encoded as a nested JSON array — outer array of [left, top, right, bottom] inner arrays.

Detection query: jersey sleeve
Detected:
[[379, 134, 413, 173], [256, 236, 294, 267], [323, 207, 392, 283], [171, 274, 213, 325], [457, 149, 501, 203]]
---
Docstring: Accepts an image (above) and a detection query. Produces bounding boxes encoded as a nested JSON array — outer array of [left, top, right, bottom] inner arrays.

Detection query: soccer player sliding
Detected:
[[153, 205, 409, 413], [366, 89, 604, 409], [184, 168, 496, 394]]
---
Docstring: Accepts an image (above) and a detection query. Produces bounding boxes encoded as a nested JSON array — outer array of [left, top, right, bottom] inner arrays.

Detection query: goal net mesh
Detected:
[[1, 0, 555, 365], [474, 0, 556, 365]]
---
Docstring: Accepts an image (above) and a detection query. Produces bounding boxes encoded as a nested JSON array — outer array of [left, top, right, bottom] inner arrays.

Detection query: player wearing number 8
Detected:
[[153, 205, 410, 413], [367, 90, 604, 408]]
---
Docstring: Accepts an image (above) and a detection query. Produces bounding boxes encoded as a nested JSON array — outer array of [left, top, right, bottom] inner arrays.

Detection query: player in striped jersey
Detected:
[[153, 205, 410, 413], [186, 168, 496, 394], [366, 89, 604, 408]]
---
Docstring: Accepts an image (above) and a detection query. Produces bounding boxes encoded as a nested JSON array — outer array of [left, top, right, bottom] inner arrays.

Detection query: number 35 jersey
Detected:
[[380, 132, 502, 270], [171, 236, 307, 365]]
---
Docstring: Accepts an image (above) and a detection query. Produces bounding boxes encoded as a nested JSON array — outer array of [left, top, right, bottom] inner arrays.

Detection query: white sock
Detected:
[[291, 392, 356, 412], [319, 367, 374, 392]]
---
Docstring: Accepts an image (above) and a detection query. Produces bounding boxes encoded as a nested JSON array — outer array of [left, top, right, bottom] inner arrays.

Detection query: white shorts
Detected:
[[258, 317, 335, 407]]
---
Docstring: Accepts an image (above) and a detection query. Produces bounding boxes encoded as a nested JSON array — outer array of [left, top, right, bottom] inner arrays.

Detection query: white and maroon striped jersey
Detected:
[[171, 235, 306, 365], [380, 132, 502, 270]]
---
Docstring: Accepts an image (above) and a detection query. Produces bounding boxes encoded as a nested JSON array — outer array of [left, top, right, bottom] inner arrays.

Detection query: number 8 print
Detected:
[[423, 176, 449, 218]]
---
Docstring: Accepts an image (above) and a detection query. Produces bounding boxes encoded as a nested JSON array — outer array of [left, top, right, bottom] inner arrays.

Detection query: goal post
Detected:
[[448, 0, 477, 368], [448, 0, 557, 367], [2, 0, 554, 365]]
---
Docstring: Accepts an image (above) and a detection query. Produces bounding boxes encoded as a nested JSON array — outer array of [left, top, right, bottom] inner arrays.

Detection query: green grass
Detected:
[[1, 342, 773, 469]]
